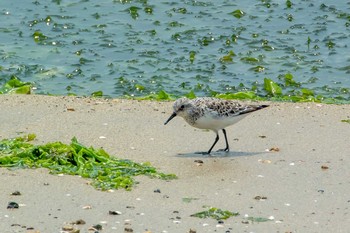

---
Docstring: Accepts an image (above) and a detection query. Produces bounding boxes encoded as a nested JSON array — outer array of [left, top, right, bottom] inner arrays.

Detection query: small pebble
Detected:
[[154, 189, 161, 193], [254, 196, 267, 200], [109, 210, 122, 215], [124, 227, 133, 232], [71, 219, 86, 225], [92, 224, 102, 230], [26, 230, 40, 233], [7, 202, 19, 209], [10, 191, 21, 196], [269, 147, 280, 152]]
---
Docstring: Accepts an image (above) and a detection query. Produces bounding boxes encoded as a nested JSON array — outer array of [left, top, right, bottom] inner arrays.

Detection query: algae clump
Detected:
[[0, 135, 176, 191]]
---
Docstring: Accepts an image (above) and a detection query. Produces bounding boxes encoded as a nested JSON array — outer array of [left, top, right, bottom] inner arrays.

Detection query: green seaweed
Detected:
[[175, 8, 187, 14], [250, 65, 265, 72], [32, 31, 48, 43], [134, 90, 172, 100], [189, 51, 196, 63], [128, 6, 141, 19], [126, 83, 349, 103], [169, 21, 184, 27], [185, 90, 196, 99], [220, 51, 236, 63], [0, 135, 176, 191], [326, 40, 335, 49], [230, 9, 245, 19], [216, 91, 259, 100], [240, 57, 260, 63], [264, 78, 282, 96], [91, 90, 103, 97], [144, 6, 153, 14], [190, 207, 239, 220], [198, 36, 214, 46], [283, 73, 300, 87], [0, 76, 32, 94], [45, 16, 52, 24]]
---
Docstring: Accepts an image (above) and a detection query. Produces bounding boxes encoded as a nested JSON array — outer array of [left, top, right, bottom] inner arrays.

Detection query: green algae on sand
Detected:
[[0, 134, 176, 191]]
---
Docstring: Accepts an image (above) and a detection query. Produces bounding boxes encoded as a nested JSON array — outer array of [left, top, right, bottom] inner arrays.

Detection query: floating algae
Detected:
[[0, 135, 176, 191]]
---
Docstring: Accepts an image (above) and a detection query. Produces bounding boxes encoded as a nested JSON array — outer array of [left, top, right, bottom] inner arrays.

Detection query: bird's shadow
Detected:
[[175, 150, 266, 158]]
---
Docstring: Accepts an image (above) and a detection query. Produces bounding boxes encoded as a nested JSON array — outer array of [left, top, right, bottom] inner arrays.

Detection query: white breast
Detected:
[[192, 112, 247, 132]]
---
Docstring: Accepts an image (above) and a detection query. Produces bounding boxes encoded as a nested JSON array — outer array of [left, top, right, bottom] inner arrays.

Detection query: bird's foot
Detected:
[[217, 148, 230, 153]]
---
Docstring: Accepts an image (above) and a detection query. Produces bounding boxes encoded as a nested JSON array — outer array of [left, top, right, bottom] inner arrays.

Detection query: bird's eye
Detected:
[[179, 105, 185, 110]]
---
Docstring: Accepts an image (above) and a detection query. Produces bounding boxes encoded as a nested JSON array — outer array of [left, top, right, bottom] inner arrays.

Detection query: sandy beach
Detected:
[[0, 95, 349, 233]]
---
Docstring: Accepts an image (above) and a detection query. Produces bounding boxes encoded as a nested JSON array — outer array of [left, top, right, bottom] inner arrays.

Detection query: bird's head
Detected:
[[164, 97, 191, 125]]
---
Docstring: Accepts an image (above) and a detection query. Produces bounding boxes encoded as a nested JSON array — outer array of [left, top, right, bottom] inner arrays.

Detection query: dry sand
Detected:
[[0, 95, 349, 233]]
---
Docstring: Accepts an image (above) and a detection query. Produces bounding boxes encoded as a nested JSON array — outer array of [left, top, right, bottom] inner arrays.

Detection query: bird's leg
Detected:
[[207, 133, 220, 154], [195, 133, 219, 155], [217, 129, 230, 152]]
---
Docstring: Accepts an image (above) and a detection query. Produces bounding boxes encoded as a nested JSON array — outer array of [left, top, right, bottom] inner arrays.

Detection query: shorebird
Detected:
[[164, 97, 268, 154]]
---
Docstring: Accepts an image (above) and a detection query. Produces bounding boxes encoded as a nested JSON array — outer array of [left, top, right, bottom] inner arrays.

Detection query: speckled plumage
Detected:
[[164, 97, 268, 154]]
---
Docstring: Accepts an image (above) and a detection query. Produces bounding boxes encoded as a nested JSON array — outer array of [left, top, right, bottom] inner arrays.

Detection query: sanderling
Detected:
[[164, 97, 268, 154]]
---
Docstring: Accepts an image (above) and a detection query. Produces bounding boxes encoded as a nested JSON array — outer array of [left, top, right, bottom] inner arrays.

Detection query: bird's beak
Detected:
[[164, 112, 177, 125]]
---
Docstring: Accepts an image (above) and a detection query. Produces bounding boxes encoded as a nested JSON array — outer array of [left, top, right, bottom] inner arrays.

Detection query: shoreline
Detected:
[[0, 94, 349, 233]]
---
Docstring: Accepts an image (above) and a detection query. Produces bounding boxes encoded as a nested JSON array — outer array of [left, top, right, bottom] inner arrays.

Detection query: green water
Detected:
[[0, 1, 349, 100]]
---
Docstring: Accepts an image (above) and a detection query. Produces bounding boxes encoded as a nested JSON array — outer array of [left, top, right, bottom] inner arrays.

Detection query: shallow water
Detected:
[[0, 1, 349, 99]]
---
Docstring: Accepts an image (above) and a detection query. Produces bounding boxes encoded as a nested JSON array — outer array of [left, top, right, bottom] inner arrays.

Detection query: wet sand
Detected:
[[0, 95, 349, 233]]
